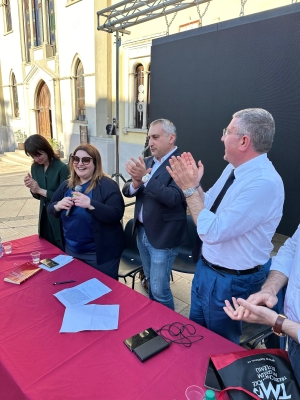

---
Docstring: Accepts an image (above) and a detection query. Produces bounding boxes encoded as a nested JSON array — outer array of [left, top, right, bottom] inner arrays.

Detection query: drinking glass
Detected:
[[31, 251, 41, 265], [185, 385, 204, 400], [3, 242, 12, 254]]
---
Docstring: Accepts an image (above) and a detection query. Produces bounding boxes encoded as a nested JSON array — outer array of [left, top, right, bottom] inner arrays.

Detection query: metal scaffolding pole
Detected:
[[97, 0, 211, 185]]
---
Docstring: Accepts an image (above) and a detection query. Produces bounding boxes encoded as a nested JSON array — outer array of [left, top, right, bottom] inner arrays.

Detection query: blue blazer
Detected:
[[122, 148, 187, 249], [48, 176, 125, 264]]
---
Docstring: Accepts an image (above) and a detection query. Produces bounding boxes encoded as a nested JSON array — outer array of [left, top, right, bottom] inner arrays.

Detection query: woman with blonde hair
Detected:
[[48, 144, 125, 279]]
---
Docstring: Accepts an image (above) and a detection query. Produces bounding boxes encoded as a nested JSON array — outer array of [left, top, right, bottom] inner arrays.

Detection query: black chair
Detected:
[[118, 219, 143, 289], [172, 215, 197, 276], [240, 322, 274, 349]]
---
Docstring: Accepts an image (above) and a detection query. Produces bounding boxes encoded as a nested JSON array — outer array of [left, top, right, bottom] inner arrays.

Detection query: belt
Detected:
[[201, 255, 262, 276]]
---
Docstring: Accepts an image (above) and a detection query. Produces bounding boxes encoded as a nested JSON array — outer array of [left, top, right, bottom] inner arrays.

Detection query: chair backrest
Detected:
[[123, 219, 138, 252], [179, 215, 198, 251]]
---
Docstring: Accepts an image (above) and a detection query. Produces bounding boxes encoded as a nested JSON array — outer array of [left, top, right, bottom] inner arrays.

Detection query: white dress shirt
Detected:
[[271, 225, 300, 343], [198, 153, 284, 270], [129, 147, 178, 222]]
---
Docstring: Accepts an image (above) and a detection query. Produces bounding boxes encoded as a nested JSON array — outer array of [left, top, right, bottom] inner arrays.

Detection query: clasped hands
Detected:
[[56, 192, 93, 211], [24, 172, 41, 194], [125, 156, 152, 189]]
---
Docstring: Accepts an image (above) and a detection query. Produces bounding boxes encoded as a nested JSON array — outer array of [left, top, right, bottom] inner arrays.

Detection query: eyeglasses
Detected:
[[223, 128, 246, 138], [71, 156, 93, 165]]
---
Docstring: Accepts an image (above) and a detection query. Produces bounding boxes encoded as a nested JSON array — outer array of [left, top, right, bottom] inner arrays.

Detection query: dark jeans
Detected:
[[190, 257, 267, 344]]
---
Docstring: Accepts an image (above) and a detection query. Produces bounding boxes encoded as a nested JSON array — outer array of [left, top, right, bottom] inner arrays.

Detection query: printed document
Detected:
[[60, 304, 119, 332], [54, 278, 111, 307]]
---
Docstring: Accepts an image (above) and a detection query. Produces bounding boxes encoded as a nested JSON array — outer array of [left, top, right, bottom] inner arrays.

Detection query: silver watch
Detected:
[[183, 188, 196, 198]]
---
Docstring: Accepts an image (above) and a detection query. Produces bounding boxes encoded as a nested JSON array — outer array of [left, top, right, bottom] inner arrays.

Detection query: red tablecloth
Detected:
[[0, 235, 240, 400]]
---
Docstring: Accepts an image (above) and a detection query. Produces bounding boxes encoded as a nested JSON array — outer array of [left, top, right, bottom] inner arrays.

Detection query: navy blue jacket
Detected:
[[48, 176, 125, 264], [122, 148, 187, 249]]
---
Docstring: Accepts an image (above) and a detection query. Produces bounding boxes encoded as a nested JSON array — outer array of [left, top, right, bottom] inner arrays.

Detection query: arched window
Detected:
[[75, 60, 85, 121], [4, 0, 12, 32], [135, 64, 144, 129], [47, 0, 56, 46], [23, 0, 31, 61], [22, 0, 56, 59], [11, 73, 20, 118], [32, 0, 43, 47]]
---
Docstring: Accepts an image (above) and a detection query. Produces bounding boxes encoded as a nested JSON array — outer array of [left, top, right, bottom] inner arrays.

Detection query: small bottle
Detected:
[[0, 237, 3, 258], [204, 389, 216, 400]]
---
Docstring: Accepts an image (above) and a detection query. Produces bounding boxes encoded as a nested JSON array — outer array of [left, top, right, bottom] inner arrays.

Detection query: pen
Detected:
[[53, 280, 76, 285]]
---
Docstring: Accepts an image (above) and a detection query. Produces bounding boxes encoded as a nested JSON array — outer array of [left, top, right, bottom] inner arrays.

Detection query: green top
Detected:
[[31, 157, 69, 246]]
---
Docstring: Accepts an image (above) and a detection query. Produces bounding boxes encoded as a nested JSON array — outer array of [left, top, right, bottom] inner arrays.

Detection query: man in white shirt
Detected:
[[122, 119, 187, 309], [224, 224, 300, 386], [167, 108, 284, 343]]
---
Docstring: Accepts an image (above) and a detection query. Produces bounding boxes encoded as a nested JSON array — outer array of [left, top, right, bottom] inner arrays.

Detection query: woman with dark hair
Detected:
[[24, 134, 69, 249], [47, 144, 125, 280]]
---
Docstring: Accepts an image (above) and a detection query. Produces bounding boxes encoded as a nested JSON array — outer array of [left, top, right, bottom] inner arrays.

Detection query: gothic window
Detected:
[[32, 0, 43, 46], [47, 0, 55, 46], [11, 73, 20, 118], [22, 0, 56, 60], [75, 60, 85, 121], [4, 0, 12, 32], [24, 0, 31, 61]]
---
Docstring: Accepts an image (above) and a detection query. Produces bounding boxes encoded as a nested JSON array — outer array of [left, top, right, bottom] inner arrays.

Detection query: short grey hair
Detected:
[[233, 108, 275, 153], [150, 118, 177, 136]]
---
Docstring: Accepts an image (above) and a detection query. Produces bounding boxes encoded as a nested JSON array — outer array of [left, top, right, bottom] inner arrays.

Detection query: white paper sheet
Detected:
[[54, 278, 111, 307], [39, 255, 74, 272], [60, 304, 119, 332]]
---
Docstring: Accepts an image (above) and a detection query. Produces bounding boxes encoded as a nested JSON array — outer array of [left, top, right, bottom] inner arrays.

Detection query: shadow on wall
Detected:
[[0, 126, 18, 153]]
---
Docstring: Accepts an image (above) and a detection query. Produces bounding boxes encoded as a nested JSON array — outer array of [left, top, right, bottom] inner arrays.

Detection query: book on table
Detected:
[[4, 262, 42, 284]]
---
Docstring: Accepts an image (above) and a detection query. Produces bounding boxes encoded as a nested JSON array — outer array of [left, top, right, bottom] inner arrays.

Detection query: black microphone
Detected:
[[65, 185, 82, 217]]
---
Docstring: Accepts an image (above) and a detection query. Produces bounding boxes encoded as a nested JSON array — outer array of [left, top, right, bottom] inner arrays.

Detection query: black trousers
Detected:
[[65, 244, 120, 280]]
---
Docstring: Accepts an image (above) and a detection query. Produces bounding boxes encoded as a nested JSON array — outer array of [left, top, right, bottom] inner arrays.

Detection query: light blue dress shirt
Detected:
[[271, 225, 300, 343]]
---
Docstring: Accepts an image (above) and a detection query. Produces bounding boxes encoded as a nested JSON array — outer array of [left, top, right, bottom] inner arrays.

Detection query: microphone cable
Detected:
[[157, 322, 204, 348]]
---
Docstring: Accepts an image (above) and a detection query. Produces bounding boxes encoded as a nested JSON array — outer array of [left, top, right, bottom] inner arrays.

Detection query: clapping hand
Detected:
[[166, 152, 204, 190], [125, 156, 152, 189]]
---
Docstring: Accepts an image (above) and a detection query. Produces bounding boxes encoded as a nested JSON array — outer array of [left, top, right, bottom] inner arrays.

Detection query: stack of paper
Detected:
[[39, 255, 74, 272], [54, 278, 119, 333]]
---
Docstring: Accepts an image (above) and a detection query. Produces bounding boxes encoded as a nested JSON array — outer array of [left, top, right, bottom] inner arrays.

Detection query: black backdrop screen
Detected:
[[150, 3, 300, 237]]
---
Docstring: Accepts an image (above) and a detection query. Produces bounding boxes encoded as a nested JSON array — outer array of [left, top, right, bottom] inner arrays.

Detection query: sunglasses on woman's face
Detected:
[[71, 155, 93, 165]]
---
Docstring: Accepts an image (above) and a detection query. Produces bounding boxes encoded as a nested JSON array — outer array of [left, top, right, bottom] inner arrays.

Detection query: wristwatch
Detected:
[[142, 174, 150, 183], [272, 314, 287, 336], [183, 188, 196, 198], [183, 184, 200, 198]]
